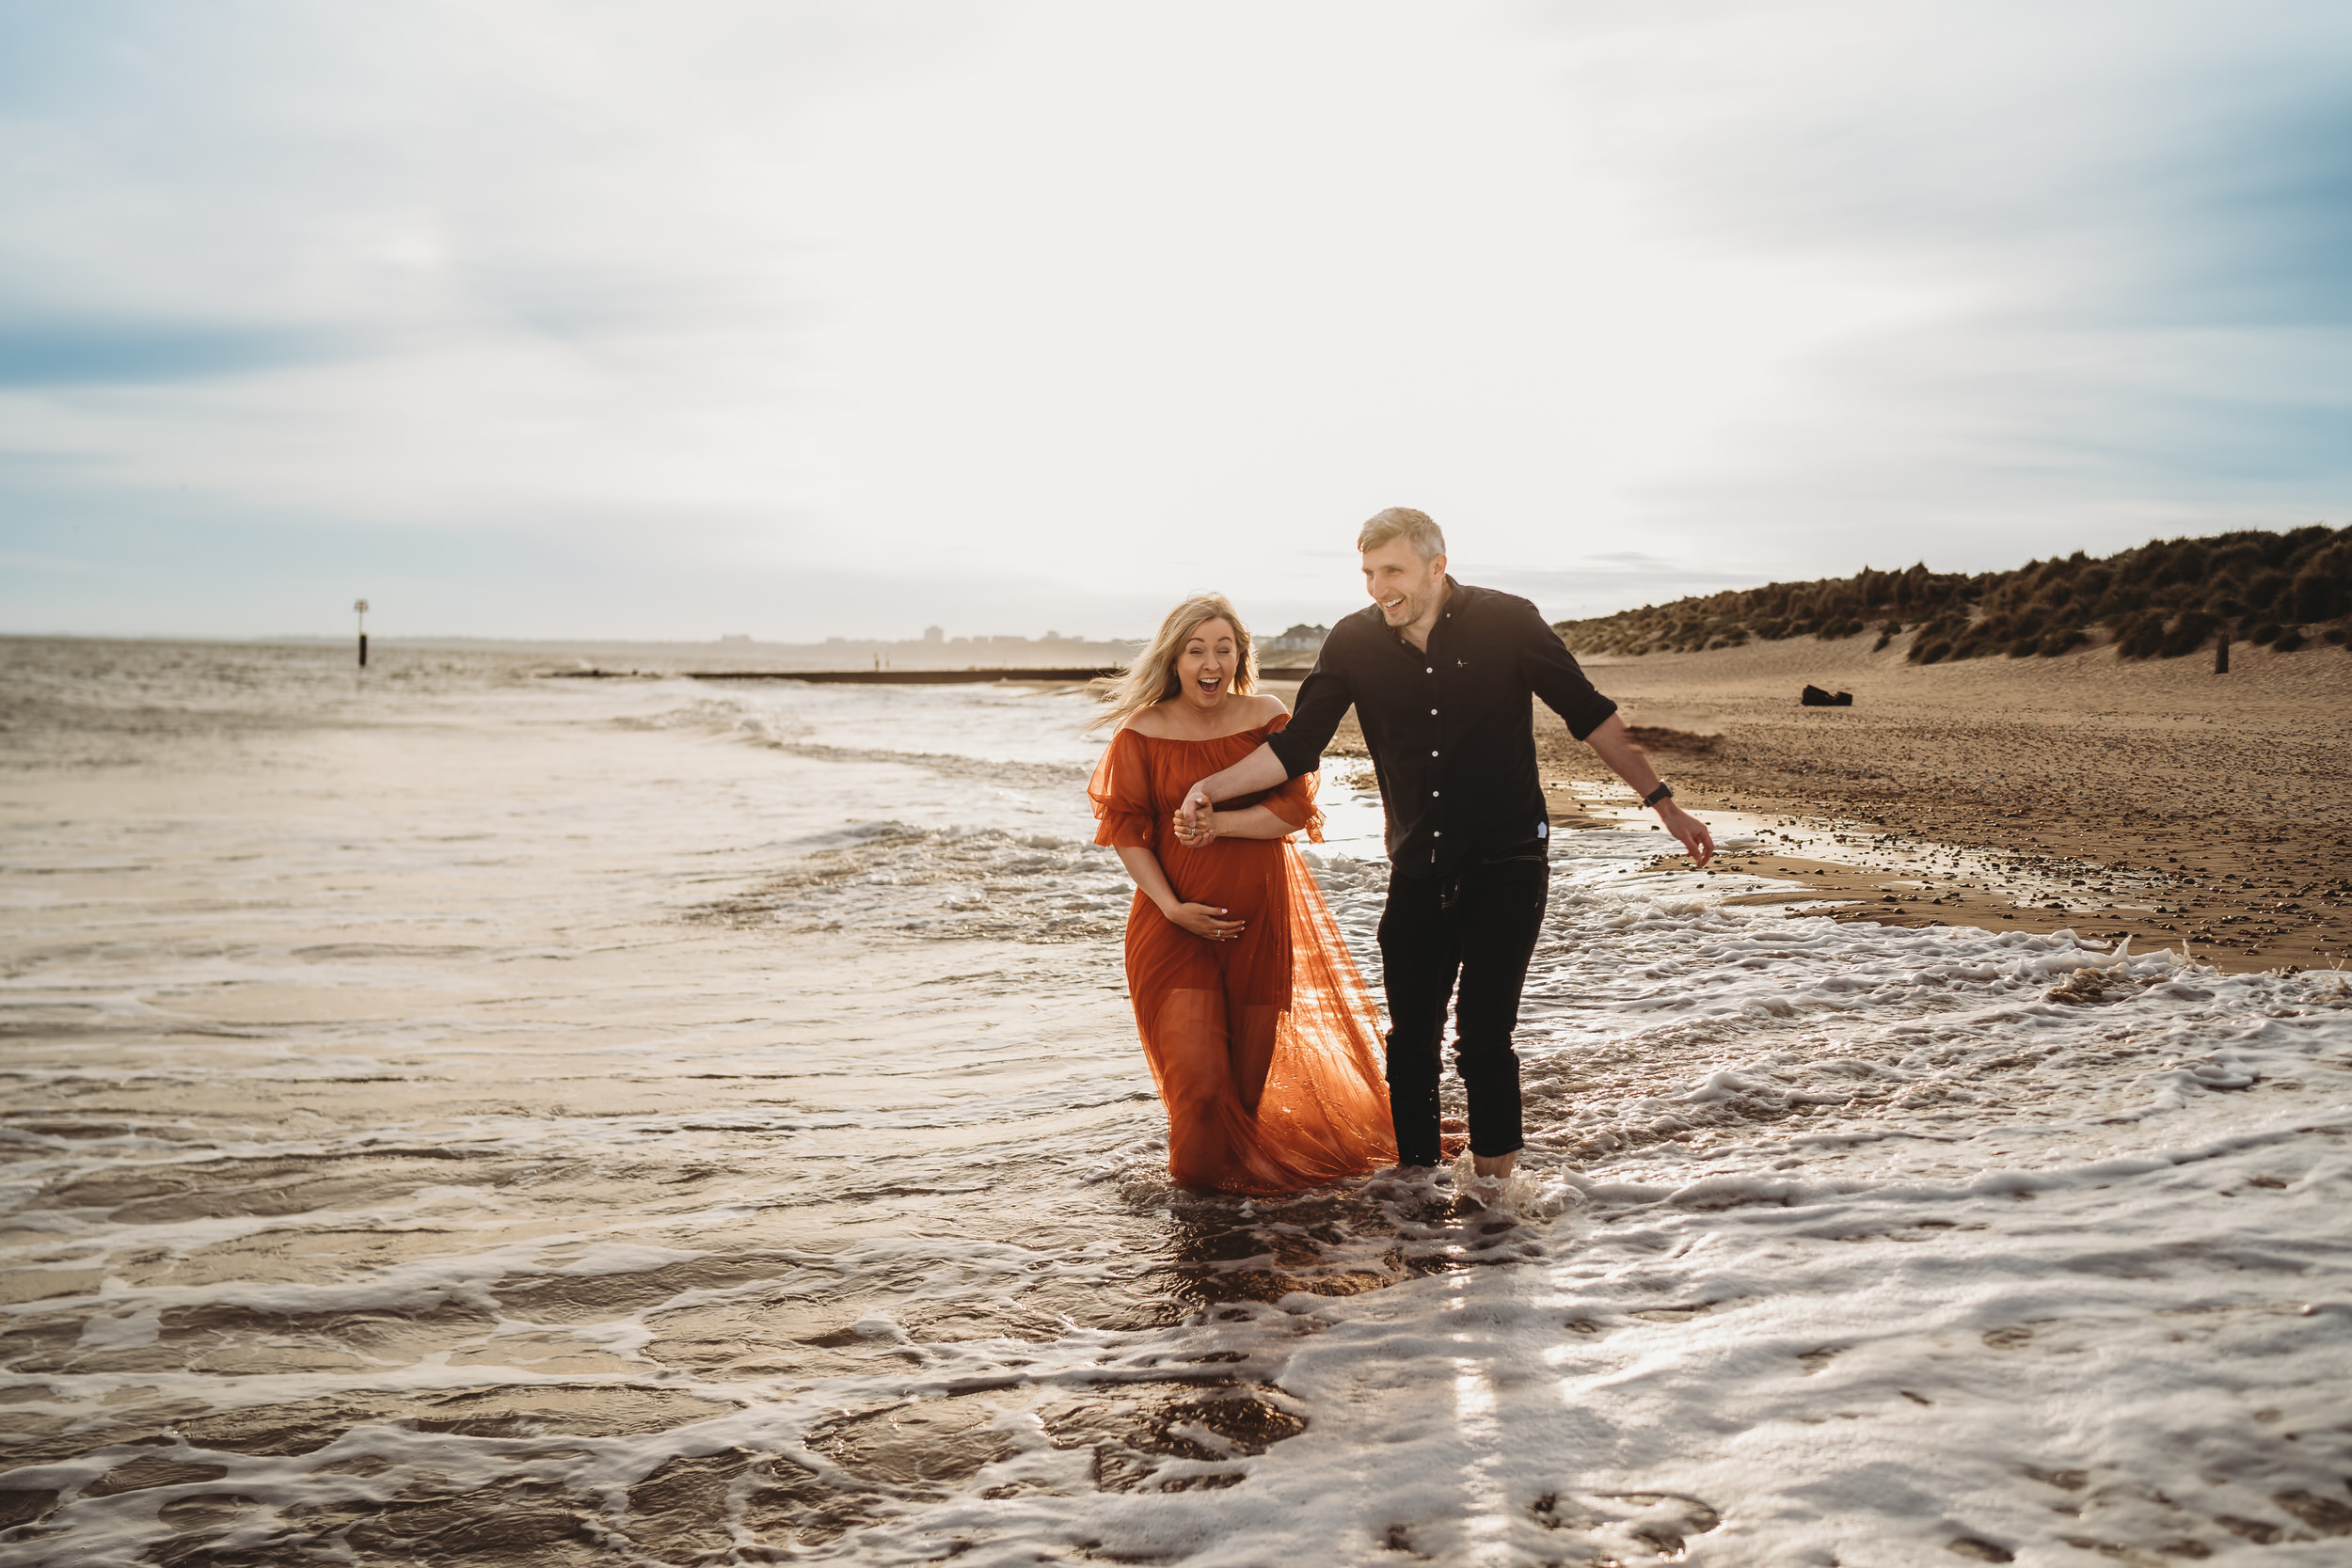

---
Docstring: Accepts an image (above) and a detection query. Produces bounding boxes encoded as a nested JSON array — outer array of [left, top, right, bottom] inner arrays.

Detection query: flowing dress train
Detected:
[[1089, 717, 1396, 1194]]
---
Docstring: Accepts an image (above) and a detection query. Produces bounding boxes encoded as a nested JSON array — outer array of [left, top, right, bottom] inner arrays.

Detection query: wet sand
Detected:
[[7, 639, 2349, 1565], [1302, 628, 2349, 974], [0, 647, 1487, 1561]]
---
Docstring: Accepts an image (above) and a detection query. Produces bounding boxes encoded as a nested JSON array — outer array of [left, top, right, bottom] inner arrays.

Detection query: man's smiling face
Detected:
[[1361, 539, 1447, 632]]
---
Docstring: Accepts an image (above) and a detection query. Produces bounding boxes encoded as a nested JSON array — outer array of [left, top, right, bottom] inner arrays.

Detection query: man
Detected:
[[1177, 507, 1714, 1182]]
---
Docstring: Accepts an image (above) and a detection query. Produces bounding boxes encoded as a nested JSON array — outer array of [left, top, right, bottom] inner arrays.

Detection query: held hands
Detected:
[[1174, 784, 1219, 847], [1152, 779, 1241, 942], [1661, 800, 1716, 868], [1164, 900, 1245, 942]]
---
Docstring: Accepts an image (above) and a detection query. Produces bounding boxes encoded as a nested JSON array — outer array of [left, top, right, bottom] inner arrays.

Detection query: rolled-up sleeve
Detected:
[[1266, 644, 1353, 780], [1518, 603, 1618, 740]]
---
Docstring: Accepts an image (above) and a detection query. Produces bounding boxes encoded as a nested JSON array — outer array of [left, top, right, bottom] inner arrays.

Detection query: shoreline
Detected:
[[6, 639, 2347, 1564], [1548, 632, 2350, 974], [1275, 630, 2350, 975]]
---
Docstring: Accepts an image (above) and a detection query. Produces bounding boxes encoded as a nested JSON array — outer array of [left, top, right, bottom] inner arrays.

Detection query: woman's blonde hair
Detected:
[[1087, 594, 1257, 732]]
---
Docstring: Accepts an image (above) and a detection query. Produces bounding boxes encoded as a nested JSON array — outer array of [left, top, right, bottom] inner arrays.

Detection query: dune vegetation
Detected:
[[1552, 525, 2352, 663]]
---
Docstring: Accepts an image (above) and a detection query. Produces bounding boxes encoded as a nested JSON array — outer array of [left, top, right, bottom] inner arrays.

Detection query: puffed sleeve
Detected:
[[1258, 715, 1324, 842], [1261, 769, 1325, 843], [1089, 728, 1156, 847]]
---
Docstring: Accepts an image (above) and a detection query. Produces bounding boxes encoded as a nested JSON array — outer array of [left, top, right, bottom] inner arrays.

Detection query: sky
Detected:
[[3, 0, 2348, 642]]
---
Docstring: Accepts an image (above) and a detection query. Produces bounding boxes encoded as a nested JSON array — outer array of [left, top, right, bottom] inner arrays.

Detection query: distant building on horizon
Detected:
[[1261, 622, 1328, 657]]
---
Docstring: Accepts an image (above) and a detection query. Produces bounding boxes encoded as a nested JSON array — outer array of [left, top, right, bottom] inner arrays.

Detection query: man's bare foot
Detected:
[[1471, 1149, 1518, 1180]]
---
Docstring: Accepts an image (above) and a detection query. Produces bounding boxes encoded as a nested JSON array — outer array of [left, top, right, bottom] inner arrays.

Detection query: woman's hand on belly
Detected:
[[1163, 901, 1247, 942]]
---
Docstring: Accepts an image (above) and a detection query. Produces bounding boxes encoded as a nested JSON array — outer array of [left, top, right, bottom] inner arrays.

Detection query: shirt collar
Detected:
[[1390, 575, 1466, 649]]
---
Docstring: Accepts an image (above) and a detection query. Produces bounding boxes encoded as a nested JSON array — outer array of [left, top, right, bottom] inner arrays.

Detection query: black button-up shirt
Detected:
[[1267, 579, 1618, 877]]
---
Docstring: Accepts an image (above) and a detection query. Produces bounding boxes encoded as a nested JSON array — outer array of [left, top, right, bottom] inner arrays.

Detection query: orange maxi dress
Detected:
[[1089, 717, 1396, 1195]]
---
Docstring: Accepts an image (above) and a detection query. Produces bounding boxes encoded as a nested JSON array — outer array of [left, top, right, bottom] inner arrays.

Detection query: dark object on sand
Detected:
[[2215, 631, 2230, 673], [1801, 685, 1853, 707], [1623, 724, 1720, 753]]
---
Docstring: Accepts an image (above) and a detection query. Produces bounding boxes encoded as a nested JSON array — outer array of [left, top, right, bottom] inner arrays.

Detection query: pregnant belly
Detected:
[[1156, 836, 1280, 912]]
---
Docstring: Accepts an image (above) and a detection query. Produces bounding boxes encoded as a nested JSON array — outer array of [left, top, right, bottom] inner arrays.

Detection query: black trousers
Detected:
[[1377, 849, 1549, 1165]]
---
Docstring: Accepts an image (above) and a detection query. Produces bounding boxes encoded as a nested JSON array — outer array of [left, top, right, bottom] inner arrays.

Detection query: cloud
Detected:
[[2, 0, 2346, 637], [1537, 0, 2352, 563], [0, 321, 352, 386], [1458, 559, 1777, 623]]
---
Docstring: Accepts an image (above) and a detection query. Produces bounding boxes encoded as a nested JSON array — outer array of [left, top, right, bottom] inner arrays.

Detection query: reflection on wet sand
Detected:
[[0, 640, 1495, 1560], [3, 1178, 1523, 1557], [8, 640, 2348, 1567]]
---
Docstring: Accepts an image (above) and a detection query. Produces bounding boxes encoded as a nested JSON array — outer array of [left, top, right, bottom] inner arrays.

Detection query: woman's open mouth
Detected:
[[1196, 674, 1223, 693]]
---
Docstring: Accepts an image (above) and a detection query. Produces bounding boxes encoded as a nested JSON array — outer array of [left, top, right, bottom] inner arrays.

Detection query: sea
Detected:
[[3, 636, 2347, 1566]]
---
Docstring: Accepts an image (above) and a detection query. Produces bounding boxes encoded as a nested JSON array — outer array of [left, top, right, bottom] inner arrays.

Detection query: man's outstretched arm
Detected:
[[1582, 713, 1716, 867]]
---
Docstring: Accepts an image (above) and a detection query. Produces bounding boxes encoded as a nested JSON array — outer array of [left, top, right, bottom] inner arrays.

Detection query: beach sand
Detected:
[[1295, 629, 2348, 974]]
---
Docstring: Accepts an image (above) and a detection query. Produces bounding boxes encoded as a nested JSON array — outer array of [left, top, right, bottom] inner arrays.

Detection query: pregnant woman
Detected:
[[1088, 594, 1395, 1194]]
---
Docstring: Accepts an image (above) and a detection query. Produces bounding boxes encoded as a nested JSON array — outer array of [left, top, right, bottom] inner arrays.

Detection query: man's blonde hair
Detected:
[[1087, 594, 1257, 732], [1357, 506, 1446, 562]]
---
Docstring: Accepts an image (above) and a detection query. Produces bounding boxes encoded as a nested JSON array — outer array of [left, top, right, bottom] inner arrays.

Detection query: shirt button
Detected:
[[1430, 750, 1438, 757], [1429, 707, 1438, 715], [1424, 667, 1433, 674], [1434, 830, 1442, 837], [1431, 789, 1439, 797]]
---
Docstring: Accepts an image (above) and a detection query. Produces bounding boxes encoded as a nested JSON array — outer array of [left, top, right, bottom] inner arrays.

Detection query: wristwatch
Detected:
[[1642, 782, 1673, 808]]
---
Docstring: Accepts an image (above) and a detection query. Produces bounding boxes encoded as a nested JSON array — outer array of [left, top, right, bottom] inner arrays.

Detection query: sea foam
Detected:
[[2, 644, 2345, 1565]]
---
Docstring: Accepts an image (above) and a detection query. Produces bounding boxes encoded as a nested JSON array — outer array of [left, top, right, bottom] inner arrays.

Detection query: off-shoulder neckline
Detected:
[[1119, 715, 1288, 745]]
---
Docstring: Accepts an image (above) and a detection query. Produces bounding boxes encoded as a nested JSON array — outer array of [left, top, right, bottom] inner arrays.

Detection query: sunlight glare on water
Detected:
[[1, 638, 2346, 1567]]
